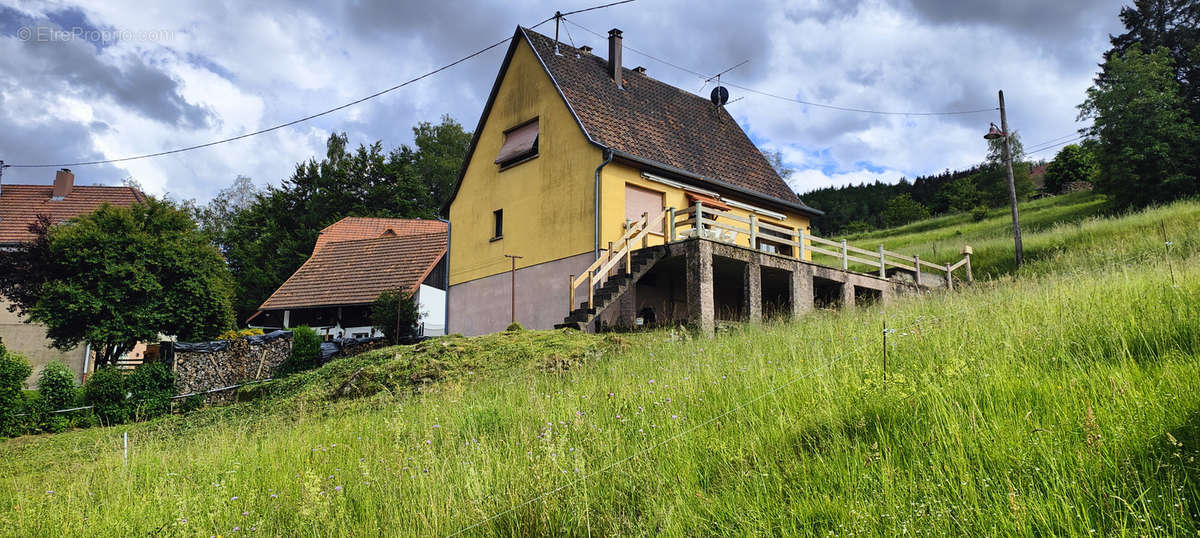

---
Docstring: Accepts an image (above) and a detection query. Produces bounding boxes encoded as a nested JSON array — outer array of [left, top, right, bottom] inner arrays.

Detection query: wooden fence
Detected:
[[568, 203, 974, 311]]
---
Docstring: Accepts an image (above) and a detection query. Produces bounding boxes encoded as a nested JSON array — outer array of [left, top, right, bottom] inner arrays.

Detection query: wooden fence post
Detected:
[[607, 242, 614, 276], [569, 274, 575, 311], [962, 245, 974, 282], [798, 228, 806, 260], [913, 254, 923, 287], [878, 244, 886, 278], [945, 263, 954, 291], [642, 212, 649, 249], [587, 273, 594, 309], [840, 239, 849, 271]]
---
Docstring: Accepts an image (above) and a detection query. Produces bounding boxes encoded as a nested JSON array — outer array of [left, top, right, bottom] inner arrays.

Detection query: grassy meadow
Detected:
[[1, 195, 1199, 536]]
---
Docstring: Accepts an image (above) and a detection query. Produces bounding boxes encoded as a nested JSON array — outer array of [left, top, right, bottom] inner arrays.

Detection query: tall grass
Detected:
[[838, 193, 1200, 279], [1, 199, 1198, 536]]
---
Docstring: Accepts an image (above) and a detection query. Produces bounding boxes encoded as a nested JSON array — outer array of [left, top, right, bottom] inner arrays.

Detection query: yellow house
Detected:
[[444, 26, 828, 335]]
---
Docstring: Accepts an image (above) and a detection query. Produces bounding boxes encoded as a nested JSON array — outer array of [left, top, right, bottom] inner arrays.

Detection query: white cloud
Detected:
[[0, 0, 1126, 204]]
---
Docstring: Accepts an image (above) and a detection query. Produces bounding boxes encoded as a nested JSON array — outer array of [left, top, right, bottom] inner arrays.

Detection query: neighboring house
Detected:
[[443, 26, 823, 335], [1029, 162, 1048, 191], [247, 217, 448, 338], [0, 168, 146, 386]]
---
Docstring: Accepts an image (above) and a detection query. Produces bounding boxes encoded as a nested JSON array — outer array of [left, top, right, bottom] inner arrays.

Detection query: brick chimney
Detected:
[[607, 28, 623, 88], [52, 168, 74, 199]]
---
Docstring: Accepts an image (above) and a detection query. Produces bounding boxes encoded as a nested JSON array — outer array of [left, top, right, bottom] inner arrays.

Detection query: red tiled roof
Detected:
[[313, 217, 447, 253], [0, 184, 146, 244], [257, 231, 447, 311], [520, 28, 816, 213]]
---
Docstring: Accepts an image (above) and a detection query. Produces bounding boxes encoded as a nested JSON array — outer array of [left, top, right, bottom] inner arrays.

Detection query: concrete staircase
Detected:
[[555, 245, 668, 331]]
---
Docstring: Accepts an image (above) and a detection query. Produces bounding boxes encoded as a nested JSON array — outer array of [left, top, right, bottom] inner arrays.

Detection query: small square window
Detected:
[[491, 209, 503, 240], [495, 119, 538, 168]]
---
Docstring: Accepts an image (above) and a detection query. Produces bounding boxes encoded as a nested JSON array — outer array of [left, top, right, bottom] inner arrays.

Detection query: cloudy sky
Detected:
[[0, 0, 1126, 201]]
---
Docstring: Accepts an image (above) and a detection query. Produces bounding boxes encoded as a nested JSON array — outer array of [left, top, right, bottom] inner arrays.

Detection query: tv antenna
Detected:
[[704, 59, 748, 106]]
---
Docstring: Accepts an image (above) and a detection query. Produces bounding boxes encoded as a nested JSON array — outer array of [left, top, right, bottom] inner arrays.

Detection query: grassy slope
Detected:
[[829, 192, 1200, 279], [2, 197, 1199, 536]]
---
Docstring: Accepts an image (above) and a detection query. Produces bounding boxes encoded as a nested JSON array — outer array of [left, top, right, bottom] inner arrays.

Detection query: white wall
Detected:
[[418, 284, 446, 336]]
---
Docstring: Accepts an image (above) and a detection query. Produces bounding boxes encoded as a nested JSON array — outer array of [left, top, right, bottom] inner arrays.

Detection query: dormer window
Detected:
[[495, 119, 538, 169]]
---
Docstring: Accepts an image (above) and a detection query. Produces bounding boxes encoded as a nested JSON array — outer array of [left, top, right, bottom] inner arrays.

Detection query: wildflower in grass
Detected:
[[334, 485, 342, 492], [46, 491, 54, 495], [270, 494, 278, 499], [649, 379, 655, 384], [233, 526, 241, 532], [432, 424, 440, 429], [242, 511, 249, 516], [231, 496, 238, 501]]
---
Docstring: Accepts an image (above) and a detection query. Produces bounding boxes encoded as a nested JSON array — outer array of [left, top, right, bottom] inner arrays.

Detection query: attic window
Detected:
[[495, 119, 538, 168]]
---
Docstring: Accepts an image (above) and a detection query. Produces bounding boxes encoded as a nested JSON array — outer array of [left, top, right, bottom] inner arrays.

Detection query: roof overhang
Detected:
[[609, 150, 824, 217]]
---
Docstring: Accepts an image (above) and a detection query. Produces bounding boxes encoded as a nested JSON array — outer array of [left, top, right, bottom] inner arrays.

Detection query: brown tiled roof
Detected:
[[313, 217, 447, 253], [0, 184, 146, 244], [257, 231, 446, 311], [521, 28, 814, 212]]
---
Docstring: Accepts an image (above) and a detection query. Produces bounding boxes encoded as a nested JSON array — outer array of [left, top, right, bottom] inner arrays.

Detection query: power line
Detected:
[[1027, 134, 1088, 156], [1, 16, 557, 170], [559, 0, 636, 17], [562, 18, 996, 117], [1024, 131, 1085, 151]]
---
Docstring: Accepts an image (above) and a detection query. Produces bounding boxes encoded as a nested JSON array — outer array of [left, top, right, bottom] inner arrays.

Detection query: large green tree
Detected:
[[222, 116, 470, 322], [882, 193, 930, 228], [1080, 45, 1199, 207], [0, 200, 235, 367], [1043, 144, 1098, 194], [1104, 0, 1200, 125]]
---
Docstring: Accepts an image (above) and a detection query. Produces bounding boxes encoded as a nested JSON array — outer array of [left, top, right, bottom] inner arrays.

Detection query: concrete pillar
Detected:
[[617, 284, 637, 328], [841, 281, 856, 308], [790, 263, 814, 318], [686, 240, 715, 336], [744, 259, 762, 323]]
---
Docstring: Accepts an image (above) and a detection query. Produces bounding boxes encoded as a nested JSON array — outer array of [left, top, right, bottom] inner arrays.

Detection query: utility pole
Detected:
[[504, 254, 523, 324], [998, 90, 1023, 267], [985, 90, 1023, 267]]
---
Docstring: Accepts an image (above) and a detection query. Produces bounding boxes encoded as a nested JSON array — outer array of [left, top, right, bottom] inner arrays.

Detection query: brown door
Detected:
[[625, 184, 664, 233]]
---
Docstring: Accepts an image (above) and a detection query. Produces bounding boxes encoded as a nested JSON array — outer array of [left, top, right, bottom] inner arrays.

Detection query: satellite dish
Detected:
[[710, 86, 729, 106]]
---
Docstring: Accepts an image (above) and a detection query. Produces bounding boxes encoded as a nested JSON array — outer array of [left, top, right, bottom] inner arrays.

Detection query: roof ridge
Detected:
[[322, 230, 447, 247]]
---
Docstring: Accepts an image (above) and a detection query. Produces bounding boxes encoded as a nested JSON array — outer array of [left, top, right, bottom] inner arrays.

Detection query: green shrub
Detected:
[[505, 322, 524, 332], [127, 362, 175, 421], [177, 393, 204, 414], [971, 204, 990, 222], [37, 360, 76, 411], [278, 326, 322, 376], [84, 367, 129, 425], [36, 360, 76, 433], [218, 328, 264, 340], [370, 290, 420, 344], [0, 342, 32, 437]]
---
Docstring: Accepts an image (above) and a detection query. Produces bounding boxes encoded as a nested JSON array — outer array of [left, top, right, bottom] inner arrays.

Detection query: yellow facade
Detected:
[[450, 36, 814, 289], [448, 39, 602, 286], [598, 161, 812, 255]]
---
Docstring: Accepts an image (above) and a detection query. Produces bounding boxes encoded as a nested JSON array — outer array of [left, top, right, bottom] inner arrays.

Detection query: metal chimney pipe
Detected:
[[608, 28, 623, 88]]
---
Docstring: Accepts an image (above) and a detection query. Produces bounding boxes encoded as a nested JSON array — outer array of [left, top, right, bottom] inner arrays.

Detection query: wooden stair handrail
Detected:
[[568, 208, 668, 311]]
